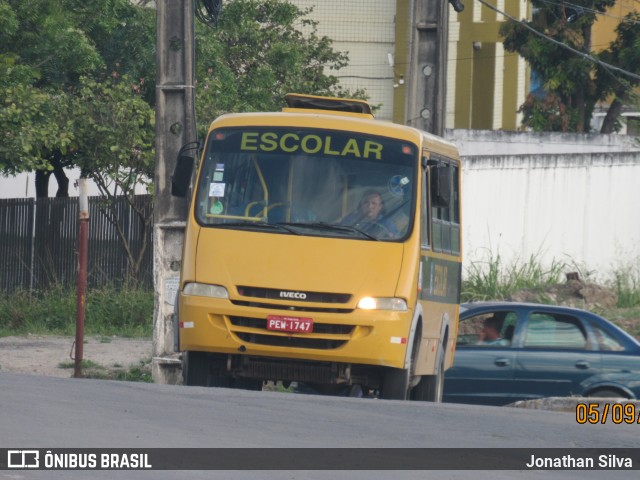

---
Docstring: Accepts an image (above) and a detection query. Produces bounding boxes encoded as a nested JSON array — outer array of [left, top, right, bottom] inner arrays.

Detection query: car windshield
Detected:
[[193, 127, 417, 241]]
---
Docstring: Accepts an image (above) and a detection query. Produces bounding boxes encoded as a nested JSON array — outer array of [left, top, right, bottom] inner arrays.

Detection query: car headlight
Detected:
[[357, 297, 408, 311], [183, 282, 229, 299]]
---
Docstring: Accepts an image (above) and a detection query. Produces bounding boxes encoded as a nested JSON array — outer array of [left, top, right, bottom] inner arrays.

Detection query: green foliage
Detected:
[[71, 75, 155, 191], [500, 0, 638, 133], [0, 285, 153, 337], [0, 0, 156, 179], [517, 93, 581, 132], [0, 84, 73, 173], [194, 0, 368, 137], [612, 262, 640, 309], [1, 0, 364, 178], [594, 12, 640, 133]]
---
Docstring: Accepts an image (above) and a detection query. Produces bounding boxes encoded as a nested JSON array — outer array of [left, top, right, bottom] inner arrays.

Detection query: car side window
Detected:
[[590, 322, 625, 351], [523, 313, 588, 349], [456, 311, 516, 347]]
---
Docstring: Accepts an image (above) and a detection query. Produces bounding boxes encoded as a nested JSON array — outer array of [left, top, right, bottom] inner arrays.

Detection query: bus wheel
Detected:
[[411, 346, 444, 402], [381, 367, 410, 400], [183, 351, 211, 386]]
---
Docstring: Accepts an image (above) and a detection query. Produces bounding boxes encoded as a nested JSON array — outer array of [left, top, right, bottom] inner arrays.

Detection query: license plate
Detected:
[[266, 315, 313, 333]]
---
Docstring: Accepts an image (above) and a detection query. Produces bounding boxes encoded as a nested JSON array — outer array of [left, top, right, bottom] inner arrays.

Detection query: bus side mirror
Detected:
[[429, 162, 451, 208], [171, 154, 194, 197]]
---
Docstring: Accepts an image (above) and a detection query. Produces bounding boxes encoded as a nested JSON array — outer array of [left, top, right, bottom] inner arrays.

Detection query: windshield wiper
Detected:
[[276, 222, 379, 240], [216, 221, 299, 234]]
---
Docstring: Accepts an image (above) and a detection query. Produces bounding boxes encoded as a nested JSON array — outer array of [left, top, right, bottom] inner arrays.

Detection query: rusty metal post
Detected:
[[75, 178, 89, 378]]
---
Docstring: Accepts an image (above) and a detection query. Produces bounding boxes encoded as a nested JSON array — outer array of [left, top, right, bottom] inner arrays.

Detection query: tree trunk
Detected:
[[35, 170, 51, 198], [33, 152, 70, 198], [50, 154, 69, 197], [600, 97, 623, 134], [575, 90, 585, 133]]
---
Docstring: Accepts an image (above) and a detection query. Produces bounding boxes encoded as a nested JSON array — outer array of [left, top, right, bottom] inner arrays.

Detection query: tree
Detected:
[[595, 12, 640, 134], [0, 0, 156, 197], [500, 0, 639, 133], [70, 75, 155, 283], [193, 0, 367, 137], [1, 0, 365, 282]]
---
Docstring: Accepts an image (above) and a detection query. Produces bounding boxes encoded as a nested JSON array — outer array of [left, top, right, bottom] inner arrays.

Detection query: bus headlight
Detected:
[[183, 282, 229, 299], [357, 297, 408, 311]]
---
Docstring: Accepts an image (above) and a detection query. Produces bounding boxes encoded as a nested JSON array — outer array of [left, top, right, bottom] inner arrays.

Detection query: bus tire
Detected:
[[411, 346, 444, 402], [183, 351, 211, 386], [381, 367, 410, 400], [381, 322, 422, 400]]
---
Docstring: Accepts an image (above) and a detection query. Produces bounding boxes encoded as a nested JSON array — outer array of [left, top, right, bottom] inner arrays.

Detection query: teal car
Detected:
[[443, 302, 640, 406]]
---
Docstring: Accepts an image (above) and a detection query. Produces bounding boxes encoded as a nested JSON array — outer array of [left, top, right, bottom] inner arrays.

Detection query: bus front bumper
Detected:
[[177, 294, 413, 369]]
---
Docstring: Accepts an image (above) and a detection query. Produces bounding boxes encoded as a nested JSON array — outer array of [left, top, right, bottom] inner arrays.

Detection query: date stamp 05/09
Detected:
[[576, 402, 640, 425]]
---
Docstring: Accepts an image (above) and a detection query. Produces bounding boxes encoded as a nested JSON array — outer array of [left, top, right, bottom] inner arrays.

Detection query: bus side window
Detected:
[[430, 158, 460, 255], [421, 165, 430, 249]]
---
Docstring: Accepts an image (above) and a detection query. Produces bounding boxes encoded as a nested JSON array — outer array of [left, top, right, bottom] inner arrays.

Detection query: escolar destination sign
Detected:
[[239, 131, 384, 160]]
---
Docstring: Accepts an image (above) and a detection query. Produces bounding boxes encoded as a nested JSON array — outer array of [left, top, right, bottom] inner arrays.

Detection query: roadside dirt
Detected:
[[0, 335, 152, 378]]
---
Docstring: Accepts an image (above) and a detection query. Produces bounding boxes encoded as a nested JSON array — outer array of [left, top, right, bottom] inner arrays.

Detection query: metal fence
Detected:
[[0, 195, 153, 293]]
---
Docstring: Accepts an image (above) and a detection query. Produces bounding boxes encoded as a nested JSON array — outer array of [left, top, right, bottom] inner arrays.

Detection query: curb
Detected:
[[508, 397, 640, 412]]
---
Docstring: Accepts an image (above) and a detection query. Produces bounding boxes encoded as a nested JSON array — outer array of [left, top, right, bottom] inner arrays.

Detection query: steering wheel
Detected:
[[361, 221, 394, 239]]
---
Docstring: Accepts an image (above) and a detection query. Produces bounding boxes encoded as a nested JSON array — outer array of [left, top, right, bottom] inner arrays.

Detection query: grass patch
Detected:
[[612, 263, 640, 309], [0, 285, 153, 338], [462, 249, 566, 302], [58, 359, 104, 370], [59, 358, 153, 383]]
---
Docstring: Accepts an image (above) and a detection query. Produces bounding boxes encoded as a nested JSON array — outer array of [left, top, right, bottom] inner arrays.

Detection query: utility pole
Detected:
[[74, 177, 89, 378], [405, 0, 459, 136], [152, 0, 197, 384]]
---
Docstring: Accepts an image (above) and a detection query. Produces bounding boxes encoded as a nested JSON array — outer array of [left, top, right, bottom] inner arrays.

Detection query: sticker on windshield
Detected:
[[213, 163, 225, 181], [209, 182, 226, 197], [389, 175, 410, 197], [209, 200, 224, 214]]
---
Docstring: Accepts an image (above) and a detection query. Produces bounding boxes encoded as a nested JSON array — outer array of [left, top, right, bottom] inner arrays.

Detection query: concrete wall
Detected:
[[0, 169, 149, 199], [449, 130, 640, 280], [447, 129, 640, 156]]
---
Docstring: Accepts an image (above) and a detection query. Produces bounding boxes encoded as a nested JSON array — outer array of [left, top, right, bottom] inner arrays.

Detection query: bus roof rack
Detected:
[[284, 93, 373, 117]]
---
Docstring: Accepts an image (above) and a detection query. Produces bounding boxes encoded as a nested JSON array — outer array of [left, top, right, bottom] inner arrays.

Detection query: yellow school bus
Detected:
[[171, 94, 462, 400]]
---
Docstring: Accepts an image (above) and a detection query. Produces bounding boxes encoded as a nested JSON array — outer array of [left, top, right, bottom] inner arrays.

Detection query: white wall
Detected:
[[0, 169, 148, 198], [447, 129, 640, 156], [456, 131, 640, 280]]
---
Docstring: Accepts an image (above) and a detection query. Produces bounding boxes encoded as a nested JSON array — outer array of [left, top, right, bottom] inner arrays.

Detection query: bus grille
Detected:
[[229, 316, 353, 350], [230, 300, 352, 314], [236, 333, 347, 350], [236, 286, 351, 304]]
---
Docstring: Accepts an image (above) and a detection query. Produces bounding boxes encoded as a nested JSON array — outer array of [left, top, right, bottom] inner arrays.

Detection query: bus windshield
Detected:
[[194, 127, 418, 241]]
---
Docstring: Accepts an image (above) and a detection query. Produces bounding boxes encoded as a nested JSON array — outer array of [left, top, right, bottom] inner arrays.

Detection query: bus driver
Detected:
[[341, 189, 399, 237]]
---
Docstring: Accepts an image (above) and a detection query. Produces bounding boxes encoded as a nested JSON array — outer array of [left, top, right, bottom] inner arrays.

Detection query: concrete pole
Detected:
[[405, 0, 450, 136], [152, 0, 197, 384]]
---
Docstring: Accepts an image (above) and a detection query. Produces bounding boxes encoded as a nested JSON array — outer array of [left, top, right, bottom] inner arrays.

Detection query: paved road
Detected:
[[1, 373, 637, 480]]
